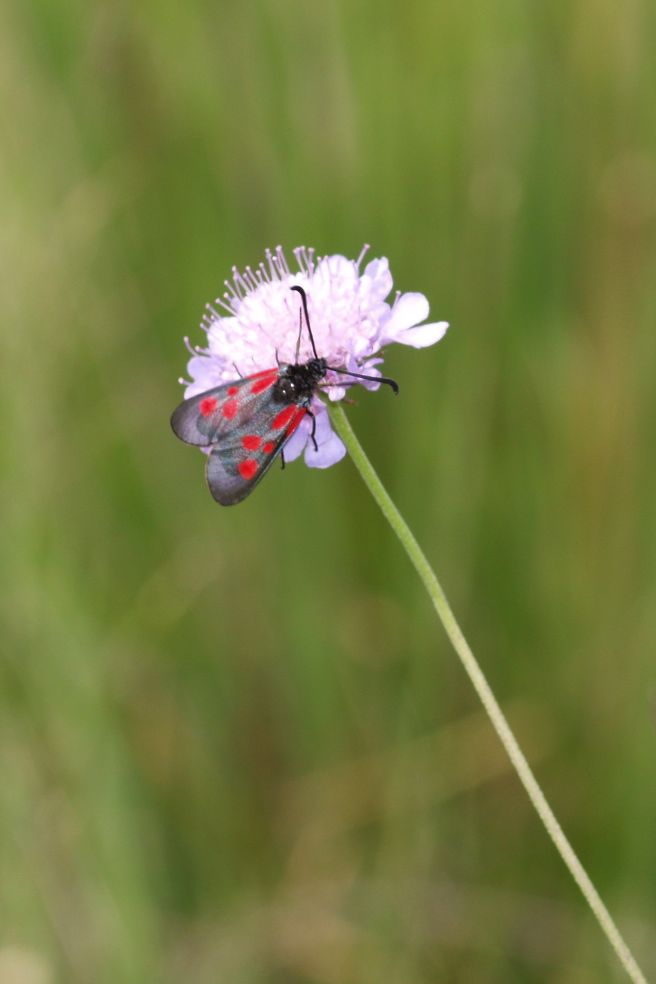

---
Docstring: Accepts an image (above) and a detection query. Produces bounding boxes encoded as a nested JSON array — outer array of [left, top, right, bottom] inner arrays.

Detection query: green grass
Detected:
[[1, 0, 655, 981]]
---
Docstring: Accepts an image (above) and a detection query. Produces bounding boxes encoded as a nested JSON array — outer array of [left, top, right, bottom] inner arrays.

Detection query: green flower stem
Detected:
[[328, 402, 648, 984]]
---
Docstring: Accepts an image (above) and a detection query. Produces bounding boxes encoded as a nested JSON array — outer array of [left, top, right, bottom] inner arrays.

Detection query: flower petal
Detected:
[[326, 385, 347, 401], [184, 356, 225, 397], [303, 409, 346, 469], [345, 355, 382, 391], [305, 429, 346, 468], [362, 258, 393, 301], [383, 293, 429, 338], [395, 320, 449, 348], [380, 292, 449, 348]]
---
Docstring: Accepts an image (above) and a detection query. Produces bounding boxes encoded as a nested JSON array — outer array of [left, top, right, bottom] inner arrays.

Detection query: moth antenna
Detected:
[[290, 285, 319, 359], [295, 308, 302, 362], [326, 365, 399, 394]]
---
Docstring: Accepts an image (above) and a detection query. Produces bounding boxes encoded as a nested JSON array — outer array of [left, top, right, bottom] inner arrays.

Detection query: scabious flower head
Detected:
[[180, 246, 449, 468]]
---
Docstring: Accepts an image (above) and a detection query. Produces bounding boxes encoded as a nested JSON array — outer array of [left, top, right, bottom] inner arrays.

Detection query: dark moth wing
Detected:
[[170, 369, 280, 446], [206, 404, 307, 505], [171, 367, 309, 505]]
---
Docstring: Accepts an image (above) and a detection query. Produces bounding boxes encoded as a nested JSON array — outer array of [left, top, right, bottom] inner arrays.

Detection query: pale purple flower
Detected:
[[179, 246, 449, 468]]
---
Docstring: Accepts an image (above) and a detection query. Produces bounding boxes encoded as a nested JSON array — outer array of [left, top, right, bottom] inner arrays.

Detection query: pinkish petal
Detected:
[[302, 410, 346, 468], [383, 293, 430, 338], [184, 357, 225, 397], [304, 429, 346, 468], [395, 321, 449, 348], [362, 258, 393, 300], [326, 384, 347, 401]]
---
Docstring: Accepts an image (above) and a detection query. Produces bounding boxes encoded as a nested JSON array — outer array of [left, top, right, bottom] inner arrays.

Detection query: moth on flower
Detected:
[[171, 245, 449, 504]]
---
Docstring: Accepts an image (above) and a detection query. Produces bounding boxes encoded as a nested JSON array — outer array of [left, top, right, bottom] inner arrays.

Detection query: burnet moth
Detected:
[[171, 286, 399, 505]]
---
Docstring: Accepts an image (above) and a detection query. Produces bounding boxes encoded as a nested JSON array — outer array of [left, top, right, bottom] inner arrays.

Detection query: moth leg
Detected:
[[307, 408, 318, 452], [280, 450, 286, 470]]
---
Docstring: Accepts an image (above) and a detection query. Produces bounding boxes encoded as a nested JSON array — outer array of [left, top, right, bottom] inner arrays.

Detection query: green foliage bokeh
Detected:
[[1, 1, 655, 981]]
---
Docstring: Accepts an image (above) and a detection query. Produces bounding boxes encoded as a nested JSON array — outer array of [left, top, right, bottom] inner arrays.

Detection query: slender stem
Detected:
[[328, 402, 648, 984]]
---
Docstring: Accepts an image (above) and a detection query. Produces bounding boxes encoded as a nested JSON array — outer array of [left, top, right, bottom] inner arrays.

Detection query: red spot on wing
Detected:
[[222, 399, 238, 420], [250, 372, 278, 395], [228, 386, 239, 396], [199, 397, 218, 417], [238, 459, 258, 480], [263, 442, 275, 455], [242, 434, 261, 451], [286, 408, 305, 436], [272, 405, 296, 429]]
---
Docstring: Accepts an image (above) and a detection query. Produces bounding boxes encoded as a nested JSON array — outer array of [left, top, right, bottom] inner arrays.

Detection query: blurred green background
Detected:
[[1, 0, 655, 981]]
